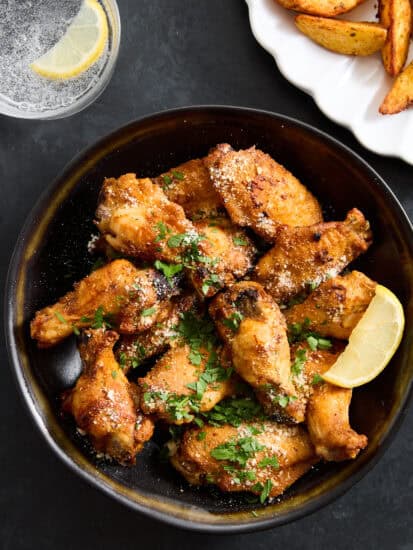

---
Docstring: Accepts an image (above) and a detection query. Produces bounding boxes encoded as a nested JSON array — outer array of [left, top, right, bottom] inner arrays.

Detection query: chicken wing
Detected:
[[206, 144, 323, 240], [95, 174, 196, 263], [170, 421, 318, 499], [62, 329, 154, 465], [116, 293, 197, 373], [138, 344, 235, 424], [285, 271, 376, 340], [154, 158, 224, 220], [292, 342, 368, 461], [209, 281, 304, 422], [254, 208, 373, 304], [30, 260, 177, 348]]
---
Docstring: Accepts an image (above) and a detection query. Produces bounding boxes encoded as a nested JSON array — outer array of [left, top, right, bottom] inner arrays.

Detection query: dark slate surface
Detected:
[[1, 1, 412, 548]]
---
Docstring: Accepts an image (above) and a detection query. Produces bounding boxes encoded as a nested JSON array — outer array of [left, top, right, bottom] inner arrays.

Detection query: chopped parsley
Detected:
[[154, 259, 184, 279], [200, 397, 265, 428], [222, 311, 244, 332], [258, 456, 279, 469], [111, 370, 118, 379], [201, 273, 221, 295], [118, 343, 146, 370], [80, 306, 113, 329], [172, 170, 185, 180], [288, 318, 332, 351], [211, 436, 265, 467], [291, 348, 307, 377], [252, 479, 273, 503], [197, 431, 206, 441], [141, 307, 157, 317], [311, 373, 324, 386], [161, 174, 173, 188], [232, 236, 248, 246], [54, 311, 67, 324], [154, 221, 171, 242]]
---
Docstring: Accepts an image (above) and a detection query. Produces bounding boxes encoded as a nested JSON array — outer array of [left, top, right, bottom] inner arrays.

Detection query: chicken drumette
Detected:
[[62, 329, 154, 465], [209, 281, 305, 422]]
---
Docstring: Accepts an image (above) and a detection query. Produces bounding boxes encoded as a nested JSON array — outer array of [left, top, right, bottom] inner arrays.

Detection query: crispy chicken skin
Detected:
[[285, 271, 377, 340], [154, 158, 224, 220], [138, 344, 235, 424], [116, 294, 196, 373], [189, 220, 256, 298], [206, 144, 323, 240], [294, 343, 368, 461], [170, 421, 318, 497], [31, 260, 175, 348], [95, 173, 253, 299], [254, 208, 373, 304], [62, 329, 154, 465], [209, 281, 304, 422], [95, 174, 196, 263]]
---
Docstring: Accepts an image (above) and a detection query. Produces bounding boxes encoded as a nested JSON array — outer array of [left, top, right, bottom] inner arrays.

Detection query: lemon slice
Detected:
[[31, 0, 108, 79], [322, 285, 404, 388]]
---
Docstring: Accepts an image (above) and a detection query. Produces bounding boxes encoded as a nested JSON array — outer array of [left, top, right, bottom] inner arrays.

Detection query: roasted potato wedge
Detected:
[[295, 16, 387, 56], [273, 0, 366, 17], [380, 61, 413, 114], [380, 0, 412, 77]]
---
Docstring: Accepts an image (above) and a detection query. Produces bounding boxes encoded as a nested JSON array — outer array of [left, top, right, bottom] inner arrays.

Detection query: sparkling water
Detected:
[[0, 0, 110, 115]]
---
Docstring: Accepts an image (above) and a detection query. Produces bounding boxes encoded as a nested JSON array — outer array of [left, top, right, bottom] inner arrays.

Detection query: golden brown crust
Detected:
[[206, 144, 323, 240], [95, 174, 196, 263], [62, 329, 154, 465], [30, 260, 172, 348], [254, 208, 372, 304], [295, 343, 368, 461], [284, 271, 377, 339], [138, 344, 235, 424], [209, 281, 304, 422], [170, 421, 318, 497], [154, 158, 224, 220]]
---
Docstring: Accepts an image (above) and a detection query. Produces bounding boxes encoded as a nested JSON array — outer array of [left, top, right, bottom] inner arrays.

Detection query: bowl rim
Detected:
[[5, 105, 413, 534]]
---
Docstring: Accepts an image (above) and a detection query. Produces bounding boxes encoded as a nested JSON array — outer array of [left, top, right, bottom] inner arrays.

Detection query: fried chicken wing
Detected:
[[285, 271, 376, 340], [30, 260, 176, 348], [138, 344, 235, 424], [95, 173, 253, 298], [116, 293, 197, 373], [292, 342, 368, 461], [62, 329, 154, 465], [209, 281, 304, 422], [170, 421, 318, 498], [206, 144, 323, 240], [154, 158, 224, 220], [95, 174, 196, 263], [254, 208, 373, 304]]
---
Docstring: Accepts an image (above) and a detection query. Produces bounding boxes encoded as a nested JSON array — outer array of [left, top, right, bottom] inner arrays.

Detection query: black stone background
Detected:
[[1, 1, 412, 548]]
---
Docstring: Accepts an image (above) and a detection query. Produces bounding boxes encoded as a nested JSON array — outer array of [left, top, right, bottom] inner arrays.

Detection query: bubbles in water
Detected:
[[0, 0, 110, 115]]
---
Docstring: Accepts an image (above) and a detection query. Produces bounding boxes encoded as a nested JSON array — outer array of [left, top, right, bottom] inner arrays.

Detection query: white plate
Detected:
[[246, 0, 413, 165]]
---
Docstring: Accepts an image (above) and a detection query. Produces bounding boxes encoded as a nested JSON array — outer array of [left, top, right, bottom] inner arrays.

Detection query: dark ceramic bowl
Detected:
[[5, 106, 413, 533]]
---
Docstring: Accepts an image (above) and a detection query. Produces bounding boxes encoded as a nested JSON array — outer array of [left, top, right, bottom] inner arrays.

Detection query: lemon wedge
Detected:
[[322, 284, 404, 388], [31, 0, 108, 79]]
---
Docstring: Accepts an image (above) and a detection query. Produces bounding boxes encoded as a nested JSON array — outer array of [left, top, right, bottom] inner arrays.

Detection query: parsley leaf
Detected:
[[291, 348, 307, 377], [141, 307, 157, 317], [232, 236, 248, 246], [154, 259, 183, 279], [258, 456, 279, 469], [222, 312, 244, 332]]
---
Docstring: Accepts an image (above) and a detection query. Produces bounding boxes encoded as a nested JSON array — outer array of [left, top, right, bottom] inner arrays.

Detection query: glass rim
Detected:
[[0, 0, 121, 121]]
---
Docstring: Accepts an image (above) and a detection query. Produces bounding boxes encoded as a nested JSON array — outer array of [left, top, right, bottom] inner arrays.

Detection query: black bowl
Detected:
[[5, 106, 413, 533]]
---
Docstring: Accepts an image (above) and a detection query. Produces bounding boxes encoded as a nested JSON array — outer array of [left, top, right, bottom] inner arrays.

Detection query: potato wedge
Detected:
[[380, 0, 412, 77], [380, 61, 413, 114], [295, 16, 387, 56], [274, 0, 366, 17]]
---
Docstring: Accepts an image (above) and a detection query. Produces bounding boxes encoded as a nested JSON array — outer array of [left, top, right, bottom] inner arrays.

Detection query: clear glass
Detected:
[[0, 0, 120, 120]]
